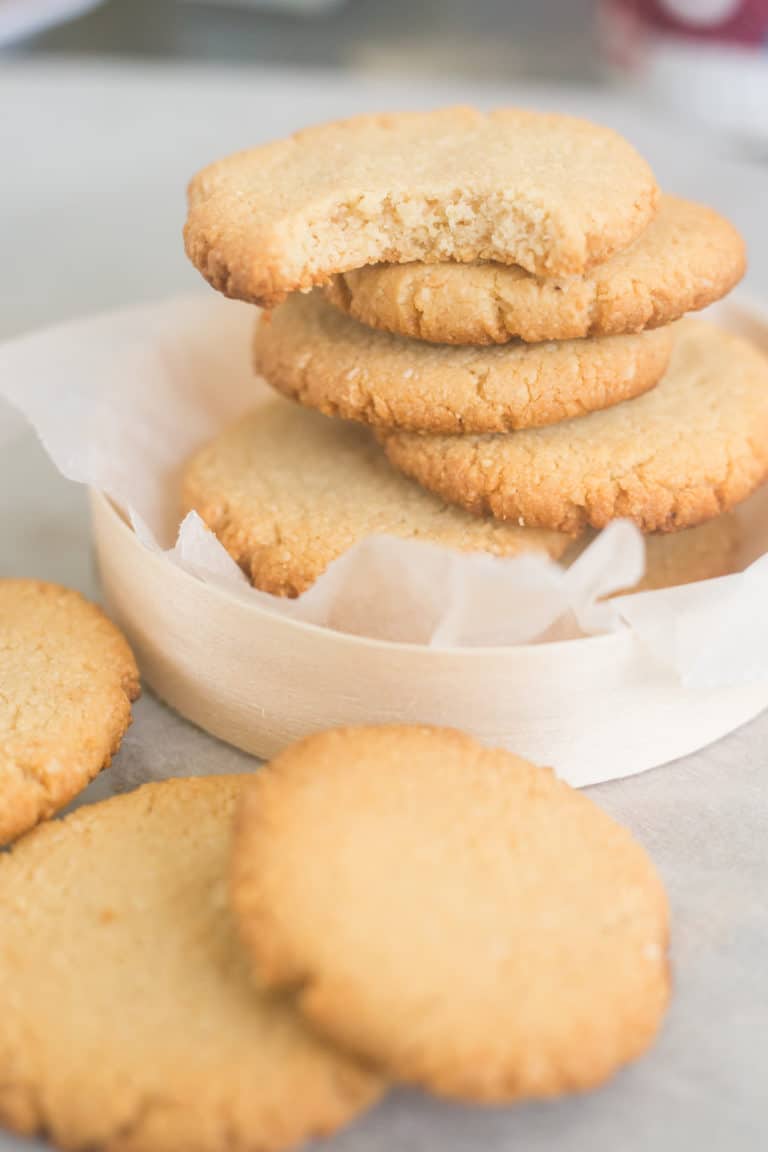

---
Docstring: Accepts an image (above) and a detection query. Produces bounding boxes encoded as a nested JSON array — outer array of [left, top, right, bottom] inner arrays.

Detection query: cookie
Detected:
[[185, 107, 659, 306], [0, 580, 139, 846], [381, 321, 768, 534], [0, 777, 383, 1152], [566, 514, 741, 594], [181, 400, 571, 597], [254, 292, 674, 434], [324, 196, 745, 344], [231, 725, 670, 1101]]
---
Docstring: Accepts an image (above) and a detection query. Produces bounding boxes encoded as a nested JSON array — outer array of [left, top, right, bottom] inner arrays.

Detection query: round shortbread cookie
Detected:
[[254, 292, 674, 434], [0, 777, 383, 1152], [231, 726, 670, 1101], [381, 321, 768, 534], [566, 514, 741, 594], [324, 196, 745, 344], [181, 400, 571, 597], [0, 580, 140, 846], [185, 107, 659, 306]]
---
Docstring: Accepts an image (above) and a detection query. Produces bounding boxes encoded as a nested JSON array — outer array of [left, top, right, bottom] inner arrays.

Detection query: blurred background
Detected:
[[4, 0, 601, 80], [1, 0, 767, 340], [3, 0, 768, 137]]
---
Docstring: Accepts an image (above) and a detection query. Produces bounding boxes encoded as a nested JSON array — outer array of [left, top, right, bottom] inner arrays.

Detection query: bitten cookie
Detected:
[[324, 196, 745, 344], [0, 580, 139, 846], [254, 292, 674, 434], [181, 401, 571, 597], [0, 777, 383, 1152], [566, 514, 742, 594], [381, 321, 768, 534], [231, 726, 670, 1101], [185, 107, 659, 305]]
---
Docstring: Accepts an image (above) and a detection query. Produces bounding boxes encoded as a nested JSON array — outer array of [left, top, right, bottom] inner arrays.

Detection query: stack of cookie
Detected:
[[184, 107, 767, 598]]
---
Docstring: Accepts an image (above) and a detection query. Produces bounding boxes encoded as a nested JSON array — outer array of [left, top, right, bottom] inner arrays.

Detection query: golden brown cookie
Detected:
[[185, 107, 659, 306], [324, 196, 745, 344], [566, 514, 742, 594], [181, 400, 571, 597], [0, 776, 383, 1152], [0, 579, 139, 846], [231, 726, 670, 1101], [254, 292, 674, 434], [381, 321, 768, 534]]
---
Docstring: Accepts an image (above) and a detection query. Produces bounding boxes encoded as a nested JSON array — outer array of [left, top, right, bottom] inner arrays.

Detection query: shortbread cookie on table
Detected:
[[325, 196, 745, 344], [382, 321, 768, 534], [0, 579, 139, 846], [185, 107, 659, 305], [254, 292, 674, 434], [566, 514, 742, 594], [0, 777, 383, 1152], [231, 726, 670, 1101], [182, 400, 571, 597]]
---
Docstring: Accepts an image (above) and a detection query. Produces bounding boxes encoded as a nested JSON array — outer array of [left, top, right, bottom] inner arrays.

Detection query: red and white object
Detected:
[[600, 1, 768, 147]]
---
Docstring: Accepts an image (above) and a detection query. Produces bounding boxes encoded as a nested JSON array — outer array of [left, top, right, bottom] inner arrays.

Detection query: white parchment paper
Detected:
[[1, 293, 768, 684]]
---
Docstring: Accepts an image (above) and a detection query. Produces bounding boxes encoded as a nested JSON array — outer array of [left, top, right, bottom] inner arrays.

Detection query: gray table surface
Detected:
[[2, 59, 768, 1152]]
